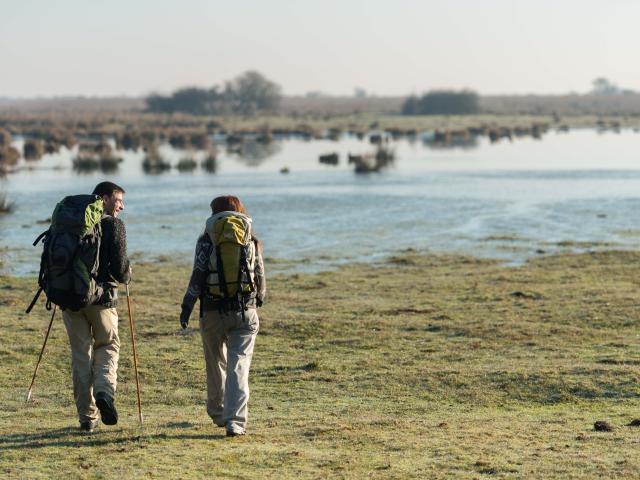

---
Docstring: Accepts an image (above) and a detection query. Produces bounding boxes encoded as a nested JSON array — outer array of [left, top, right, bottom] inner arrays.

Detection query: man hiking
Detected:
[[61, 181, 131, 432]]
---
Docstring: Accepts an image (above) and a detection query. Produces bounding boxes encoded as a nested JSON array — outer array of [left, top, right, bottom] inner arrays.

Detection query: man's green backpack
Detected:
[[26, 195, 104, 313], [205, 211, 256, 311]]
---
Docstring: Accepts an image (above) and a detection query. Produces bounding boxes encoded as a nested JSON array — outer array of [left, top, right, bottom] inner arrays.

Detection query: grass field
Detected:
[[1, 250, 640, 478]]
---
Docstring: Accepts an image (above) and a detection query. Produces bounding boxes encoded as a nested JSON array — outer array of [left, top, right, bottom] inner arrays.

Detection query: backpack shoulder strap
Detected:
[[26, 229, 51, 314], [239, 245, 255, 293], [32, 229, 49, 246], [25, 287, 43, 314], [215, 245, 230, 300]]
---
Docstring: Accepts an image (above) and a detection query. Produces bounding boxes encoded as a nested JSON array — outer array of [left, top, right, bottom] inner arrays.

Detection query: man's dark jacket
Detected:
[[97, 215, 130, 307]]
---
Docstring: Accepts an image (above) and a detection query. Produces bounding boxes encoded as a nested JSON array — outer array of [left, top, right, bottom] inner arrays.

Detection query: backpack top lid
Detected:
[[51, 194, 104, 236], [205, 211, 252, 246]]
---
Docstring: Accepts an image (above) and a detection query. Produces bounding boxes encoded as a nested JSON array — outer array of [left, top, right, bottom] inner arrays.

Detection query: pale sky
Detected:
[[1, 0, 638, 97]]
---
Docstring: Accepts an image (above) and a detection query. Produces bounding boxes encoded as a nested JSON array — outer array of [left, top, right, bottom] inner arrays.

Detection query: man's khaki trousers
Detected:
[[199, 308, 259, 433], [62, 305, 120, 423]]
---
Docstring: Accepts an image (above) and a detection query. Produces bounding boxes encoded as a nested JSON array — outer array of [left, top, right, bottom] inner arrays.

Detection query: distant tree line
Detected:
[[591, 77, 636, 96], [402, 90, 479, 115], [146, 71, 282, 115]]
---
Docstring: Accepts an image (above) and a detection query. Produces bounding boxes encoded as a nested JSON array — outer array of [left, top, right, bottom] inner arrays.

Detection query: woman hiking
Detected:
[[180, 195, 266, 436]]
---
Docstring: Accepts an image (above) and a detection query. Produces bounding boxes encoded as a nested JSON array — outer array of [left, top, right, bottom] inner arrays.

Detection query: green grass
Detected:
[[2, 250, 640, 478]]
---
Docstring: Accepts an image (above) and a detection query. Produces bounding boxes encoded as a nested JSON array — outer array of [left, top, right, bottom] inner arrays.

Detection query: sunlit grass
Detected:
[[1, 250, 640, 478]]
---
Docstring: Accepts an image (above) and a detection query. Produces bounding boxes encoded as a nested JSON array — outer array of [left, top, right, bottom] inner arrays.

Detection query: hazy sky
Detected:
[[1, 0, 638, 97]]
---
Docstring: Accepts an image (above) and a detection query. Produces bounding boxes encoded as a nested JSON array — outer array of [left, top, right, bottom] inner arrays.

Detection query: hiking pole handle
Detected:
[[26, 305, 57, 402], [125, 283, 144, 424]]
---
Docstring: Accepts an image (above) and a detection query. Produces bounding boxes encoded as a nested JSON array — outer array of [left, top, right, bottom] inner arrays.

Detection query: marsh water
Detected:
[[2, 129, 640, 276]]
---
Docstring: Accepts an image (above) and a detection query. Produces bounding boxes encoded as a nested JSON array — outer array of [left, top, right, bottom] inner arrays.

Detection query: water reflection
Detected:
[[423, 134, 479, 150], [231, 140, 282, 167]]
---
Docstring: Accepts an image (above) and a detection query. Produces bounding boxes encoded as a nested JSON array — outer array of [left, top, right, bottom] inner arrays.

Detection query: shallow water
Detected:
[[1, 129, 640, 276]]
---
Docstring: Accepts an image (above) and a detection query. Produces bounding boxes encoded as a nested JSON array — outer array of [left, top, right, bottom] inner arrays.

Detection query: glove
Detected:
[[180, 305, 190, 329], [256, 298, 263, 308]]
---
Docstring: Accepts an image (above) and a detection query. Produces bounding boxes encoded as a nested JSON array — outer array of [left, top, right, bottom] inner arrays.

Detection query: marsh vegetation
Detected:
[[0, 108, 635, 179], [176, 155, 198, 172], [142, 144, 171, 174]]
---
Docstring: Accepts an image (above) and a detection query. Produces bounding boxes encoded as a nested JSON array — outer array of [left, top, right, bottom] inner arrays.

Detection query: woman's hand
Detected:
[[180, 306, 190, 329]]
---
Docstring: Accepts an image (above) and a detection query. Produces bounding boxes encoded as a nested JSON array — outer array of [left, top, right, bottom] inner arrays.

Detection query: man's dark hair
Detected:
[[93, 181, 125, 197]]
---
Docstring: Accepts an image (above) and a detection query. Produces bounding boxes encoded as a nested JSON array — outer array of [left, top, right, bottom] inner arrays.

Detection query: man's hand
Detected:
[[124, 266, 132, 285]]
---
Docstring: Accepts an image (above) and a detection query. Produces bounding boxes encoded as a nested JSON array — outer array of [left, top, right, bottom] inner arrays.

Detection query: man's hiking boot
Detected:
[[213, 419, 226, 428], [226, 429, 246, 437], [79, 419, 99, 432], [95, 392, 118, 425]]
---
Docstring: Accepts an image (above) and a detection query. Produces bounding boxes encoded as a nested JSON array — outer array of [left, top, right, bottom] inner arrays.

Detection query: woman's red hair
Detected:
[[210, 195, 246, 214], [210, 195, 261, 250]]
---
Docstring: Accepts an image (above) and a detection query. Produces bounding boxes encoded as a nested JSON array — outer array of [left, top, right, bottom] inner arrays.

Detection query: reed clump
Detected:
[[99, 155, 123, 173], [319, 152, 339, 165], [78, 141, 113, 157], [142, 144, 171, 173], [73, 141, 121, 172], [72, 155, 99, 172], [327, 127, 342, 141], [72, 153, 122, 173], [168, 131, 191, 149], [116, 131, 142, 151], [255, 126, 273, 144], [23, 139, 45, 160], [201, 149, 217, 173], [176, 155, 198, 172], [0, 128, 12, 149], [44, 141, 61, 154], [350, 146, 394, 173], [0, 147, 20, 167], [189, 132, 211, 150]]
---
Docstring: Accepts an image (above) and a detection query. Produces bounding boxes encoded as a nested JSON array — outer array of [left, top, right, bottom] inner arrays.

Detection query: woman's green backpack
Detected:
[[204, 211, 256, 311], [26, 195, 104, 313]]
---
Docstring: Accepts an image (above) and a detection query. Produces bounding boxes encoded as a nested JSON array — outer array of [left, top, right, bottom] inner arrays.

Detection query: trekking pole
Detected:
[[26, 305, 57, 403], [125, 283, 143, 424]]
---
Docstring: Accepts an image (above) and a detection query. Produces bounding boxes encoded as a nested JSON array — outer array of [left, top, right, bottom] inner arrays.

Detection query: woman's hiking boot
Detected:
[[226, 420, 246, 437], [95, 392, 118, 425], [79, 419, 99, 432]]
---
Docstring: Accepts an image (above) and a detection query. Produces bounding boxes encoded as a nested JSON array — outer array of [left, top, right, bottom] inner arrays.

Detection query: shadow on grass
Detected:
[[0, 426, 224, 451], [160, 421, 196, 428], [254, 362, 320, 377]]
